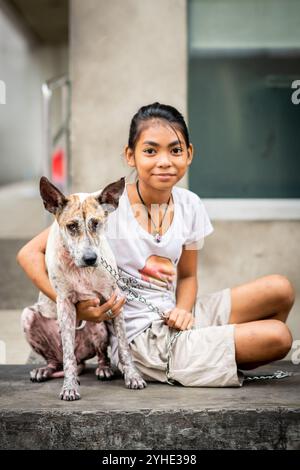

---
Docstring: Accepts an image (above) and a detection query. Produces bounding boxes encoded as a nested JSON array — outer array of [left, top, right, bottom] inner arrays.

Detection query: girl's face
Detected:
[[125, 119, 193, 190]]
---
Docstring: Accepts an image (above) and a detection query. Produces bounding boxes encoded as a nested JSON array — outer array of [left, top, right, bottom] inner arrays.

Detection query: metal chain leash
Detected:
[[100, 255, 164, 316], [99, 255, 182, 384], [165, 330, 183, 385], [243, 370, 293, 382], [99, 255, 293, 385]]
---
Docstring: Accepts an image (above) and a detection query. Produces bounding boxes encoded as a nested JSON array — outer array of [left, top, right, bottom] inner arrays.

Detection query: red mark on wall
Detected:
[[52, 148, 66, 184]]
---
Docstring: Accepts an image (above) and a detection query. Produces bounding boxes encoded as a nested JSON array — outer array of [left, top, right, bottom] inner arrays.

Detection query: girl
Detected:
[[17, 102, 295, 387]]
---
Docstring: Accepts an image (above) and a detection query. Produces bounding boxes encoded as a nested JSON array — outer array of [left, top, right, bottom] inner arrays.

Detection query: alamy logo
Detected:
[[291, 80, 300, 105], [291, 339, 300, 365], [0, 80, 6, 104]]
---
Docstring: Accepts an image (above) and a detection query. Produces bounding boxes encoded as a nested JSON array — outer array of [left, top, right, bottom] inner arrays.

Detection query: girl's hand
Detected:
[[163, 307, 194, 331], [76, 292, 126, 323]]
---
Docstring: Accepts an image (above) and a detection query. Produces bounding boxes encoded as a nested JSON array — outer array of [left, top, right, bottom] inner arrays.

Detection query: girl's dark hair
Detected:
[[128, 102, 190, 151]]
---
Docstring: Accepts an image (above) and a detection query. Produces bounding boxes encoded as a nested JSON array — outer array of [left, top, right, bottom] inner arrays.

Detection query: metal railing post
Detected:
[[41, 75, 71, 225]]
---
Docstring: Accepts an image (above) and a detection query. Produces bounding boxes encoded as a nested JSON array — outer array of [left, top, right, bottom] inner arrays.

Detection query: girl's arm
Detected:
[[16, 227, 126, 321], [164, 246, 198, 331], [175, 246, 198, 312], [17, 226, 57, 302]]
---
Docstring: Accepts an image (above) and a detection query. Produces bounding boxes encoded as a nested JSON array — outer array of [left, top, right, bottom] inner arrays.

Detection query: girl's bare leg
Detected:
[[234, 319, 293, 369], [229, 274, 295, 324], [228, 274, 295, 369]]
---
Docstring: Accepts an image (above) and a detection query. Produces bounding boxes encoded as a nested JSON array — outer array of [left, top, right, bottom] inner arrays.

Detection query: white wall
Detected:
[[0, 5, 68, 185], [70, 0, 188, 193]]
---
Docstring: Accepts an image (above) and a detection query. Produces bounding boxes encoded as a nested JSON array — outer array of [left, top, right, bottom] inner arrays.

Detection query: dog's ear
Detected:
[[96, 177, 125, 213], [40, 177, 68, 215]]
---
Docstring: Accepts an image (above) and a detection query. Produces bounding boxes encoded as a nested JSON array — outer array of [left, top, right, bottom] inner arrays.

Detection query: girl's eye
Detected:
[[172, 147, 183, 154], [144, 147, 183, 155], [144, 148, 156, 155]]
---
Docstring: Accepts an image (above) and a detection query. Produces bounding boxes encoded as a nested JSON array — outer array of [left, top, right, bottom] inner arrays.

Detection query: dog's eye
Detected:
[[67, 223, 78, 233], [90, 219, 99, 231]]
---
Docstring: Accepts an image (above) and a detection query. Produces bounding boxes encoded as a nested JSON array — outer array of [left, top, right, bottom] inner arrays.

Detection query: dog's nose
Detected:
[[82, 252, 98, 266]]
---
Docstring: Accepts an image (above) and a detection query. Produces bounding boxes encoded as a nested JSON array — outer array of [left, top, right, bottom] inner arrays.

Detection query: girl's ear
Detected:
[[124, 145, 136, 168], [187, 143, 194, 166]]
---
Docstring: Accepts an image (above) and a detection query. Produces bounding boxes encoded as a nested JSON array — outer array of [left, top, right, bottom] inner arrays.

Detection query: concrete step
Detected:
[[0, 310, 30, 364], [0, 180, 46, 239], [0, 361, 299, 450], [0, 309, 98, 365], [0, 239, 38, 309]]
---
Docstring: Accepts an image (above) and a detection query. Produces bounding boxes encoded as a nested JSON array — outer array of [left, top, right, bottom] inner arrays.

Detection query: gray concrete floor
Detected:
[[0, 180, 46, 239], [1, 361, 298, 411], [0, 181, 48, 364], [0, 361, 299, 449], [0, 310, 30, 364]]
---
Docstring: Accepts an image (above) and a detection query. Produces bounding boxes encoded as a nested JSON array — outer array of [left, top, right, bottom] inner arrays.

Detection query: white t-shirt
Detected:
[[104, 183, 214, 367]]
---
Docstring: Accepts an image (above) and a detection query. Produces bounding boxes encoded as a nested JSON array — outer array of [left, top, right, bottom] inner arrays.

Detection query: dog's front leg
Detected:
[[113, 312, 147, 389], [57, 297, 80, 401]]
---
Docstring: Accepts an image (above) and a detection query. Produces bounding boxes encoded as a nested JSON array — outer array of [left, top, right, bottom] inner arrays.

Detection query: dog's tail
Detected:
[[51, 363, 85, 378], [51, 370, 65, 378]]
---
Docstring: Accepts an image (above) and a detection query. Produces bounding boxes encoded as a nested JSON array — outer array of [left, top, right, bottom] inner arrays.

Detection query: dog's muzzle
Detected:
[[82, 251, 98, 266]]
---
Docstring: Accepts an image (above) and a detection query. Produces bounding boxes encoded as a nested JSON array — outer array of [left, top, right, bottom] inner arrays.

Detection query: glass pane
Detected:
[[188, 0, 300, 198]]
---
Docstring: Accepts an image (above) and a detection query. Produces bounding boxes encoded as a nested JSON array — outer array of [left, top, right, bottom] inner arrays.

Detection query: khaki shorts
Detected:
[[120, 287, 244, 387]]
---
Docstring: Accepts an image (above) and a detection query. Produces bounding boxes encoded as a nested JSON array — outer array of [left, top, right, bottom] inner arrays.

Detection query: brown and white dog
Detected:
[[21, 176, 146, 400]]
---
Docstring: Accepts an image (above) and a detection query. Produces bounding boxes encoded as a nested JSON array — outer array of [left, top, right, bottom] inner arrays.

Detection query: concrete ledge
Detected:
[[0, 362, 299, 450]]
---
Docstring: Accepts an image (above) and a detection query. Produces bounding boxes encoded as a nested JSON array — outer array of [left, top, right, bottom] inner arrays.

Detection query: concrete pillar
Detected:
[[70, 0, 188, 193]]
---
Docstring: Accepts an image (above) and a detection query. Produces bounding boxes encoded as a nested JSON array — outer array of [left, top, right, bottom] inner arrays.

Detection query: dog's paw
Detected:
[[30, 366, 55, 382], [96, 364, 115, 381], [124, 370, 147, 389], [59, 379, 80, 401]]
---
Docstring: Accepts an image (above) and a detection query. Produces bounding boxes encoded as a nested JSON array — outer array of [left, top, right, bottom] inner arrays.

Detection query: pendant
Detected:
[[154, 232, 162, 243]]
